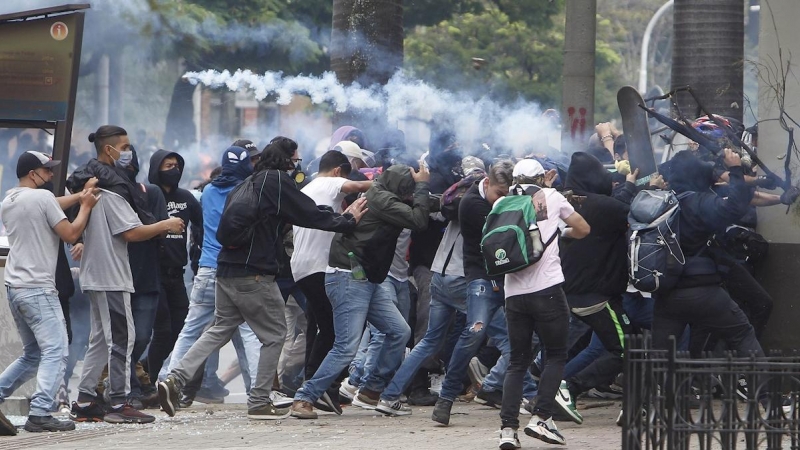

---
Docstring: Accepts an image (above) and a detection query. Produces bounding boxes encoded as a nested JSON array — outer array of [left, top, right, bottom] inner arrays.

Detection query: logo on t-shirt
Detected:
[[495, 248, 510, 266]]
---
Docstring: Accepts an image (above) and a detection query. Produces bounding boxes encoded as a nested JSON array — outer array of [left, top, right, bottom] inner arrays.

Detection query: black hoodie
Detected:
[[149, 149, 203, 270], [561, 152, 632, 306]]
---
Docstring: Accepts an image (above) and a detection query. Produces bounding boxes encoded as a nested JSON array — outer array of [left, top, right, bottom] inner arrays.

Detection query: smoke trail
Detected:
[[183, 69, 560, 158]]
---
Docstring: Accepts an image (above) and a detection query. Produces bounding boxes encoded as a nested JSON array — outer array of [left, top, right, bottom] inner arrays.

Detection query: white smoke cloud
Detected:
[[184, 69, 561, 159]]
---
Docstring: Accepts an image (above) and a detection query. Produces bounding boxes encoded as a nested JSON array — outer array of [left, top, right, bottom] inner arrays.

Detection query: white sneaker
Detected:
[[376, 399, 412, 416], [269, 391, 293, 408], [339, 378, 358, 400], [519, 398, 533, 416], [429, 373, 444, 395], [524, 416, 566, 445], [498, 427, 522, 449], [351, 389, 378, 410], [555, 381, 583, 424]]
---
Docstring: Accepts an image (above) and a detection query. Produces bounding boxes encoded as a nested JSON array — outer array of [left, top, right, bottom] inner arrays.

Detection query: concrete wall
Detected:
[[756, 0, 800, 352]]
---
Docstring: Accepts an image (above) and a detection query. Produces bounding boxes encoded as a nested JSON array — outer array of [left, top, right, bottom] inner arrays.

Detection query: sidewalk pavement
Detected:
[[0, 399, 623, 450]]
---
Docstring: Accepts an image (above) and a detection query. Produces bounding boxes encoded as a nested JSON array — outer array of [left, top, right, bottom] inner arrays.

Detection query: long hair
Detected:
[[254, 136, 297, 172]]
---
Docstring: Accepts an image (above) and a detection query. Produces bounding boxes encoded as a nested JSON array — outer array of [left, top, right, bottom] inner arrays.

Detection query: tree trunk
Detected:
[[330, 0, 404, 137], [672, 0, 744, 122]]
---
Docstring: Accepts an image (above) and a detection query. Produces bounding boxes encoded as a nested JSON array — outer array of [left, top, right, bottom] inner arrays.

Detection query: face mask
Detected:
[[33, 171, 53, 192], [160, 167, 182, 187], [110, 146, 133, 169]]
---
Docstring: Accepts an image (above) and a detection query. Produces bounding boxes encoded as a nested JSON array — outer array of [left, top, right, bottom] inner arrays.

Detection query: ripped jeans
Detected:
[[438, 279, 537, 402]]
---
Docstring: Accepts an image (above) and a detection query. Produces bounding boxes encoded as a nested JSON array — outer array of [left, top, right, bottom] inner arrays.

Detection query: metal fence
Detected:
[[622, 334, 800, 450]]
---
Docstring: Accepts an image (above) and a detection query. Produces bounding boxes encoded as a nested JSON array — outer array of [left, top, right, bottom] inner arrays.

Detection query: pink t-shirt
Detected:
[[504, 187, 575, 298]]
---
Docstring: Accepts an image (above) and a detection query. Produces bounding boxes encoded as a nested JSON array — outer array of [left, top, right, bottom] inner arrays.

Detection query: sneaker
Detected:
[[736, 376, 748, 401], [431, 398, 453, 426], [352, 389, 379, 410], [23, 415, 75, 432], [290, 400, 318, 420], [314, 391, 343, 415], [519, 398, 534, 416], [158, 375, 181, 417], [339, 378, 358, 400], [104, 404, 156, 424], [475, 388, 503, 409], [524, 415, 567, 445], [0, 410, 17, 435], [498, 427, 522, 449], [585, 383, 623, 400], [468, 357, 489, 386], [616, 409, 624, 427], [407, 387, 439, 406], [376, 399, 412, 416], [783, 397, 795, 416], [69, 401, 105, 422], [554, 381, 583, 425], [142, 390, 161, 409], [194, 386, 225, 404], [128, 397, 145, 410], [247, 403, 290, 420], [178, 393, 194, 409], [428, 373, 444, 395], [270, 391, 294, 409]]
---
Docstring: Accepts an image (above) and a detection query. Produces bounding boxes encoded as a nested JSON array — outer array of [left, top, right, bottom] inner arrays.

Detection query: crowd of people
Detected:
[[0, 118, 794, 448]]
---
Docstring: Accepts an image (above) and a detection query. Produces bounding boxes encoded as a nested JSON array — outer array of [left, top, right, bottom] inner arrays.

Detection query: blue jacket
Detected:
[[199, 183, 236, 269]]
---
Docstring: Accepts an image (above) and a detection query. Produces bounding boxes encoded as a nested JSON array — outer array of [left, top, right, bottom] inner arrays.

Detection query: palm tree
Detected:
[[672, 0, 744, 122]]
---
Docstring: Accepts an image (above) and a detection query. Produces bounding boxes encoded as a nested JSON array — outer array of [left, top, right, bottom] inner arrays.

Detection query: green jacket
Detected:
[[328, 165, 430, 283]]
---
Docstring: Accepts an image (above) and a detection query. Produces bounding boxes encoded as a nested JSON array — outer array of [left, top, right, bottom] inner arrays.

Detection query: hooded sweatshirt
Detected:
[[148, 149, 203, 269], [198, 147, 253, 269], [561, 152, 631, 306], [328, 165, 430, 284]]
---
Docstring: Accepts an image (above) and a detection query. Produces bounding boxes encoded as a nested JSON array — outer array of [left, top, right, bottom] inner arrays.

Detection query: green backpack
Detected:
[[480, 185, 558, 276]]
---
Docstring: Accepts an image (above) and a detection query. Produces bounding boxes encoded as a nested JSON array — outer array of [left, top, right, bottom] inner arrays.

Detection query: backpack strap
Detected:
[[440, 232, 461, 276]]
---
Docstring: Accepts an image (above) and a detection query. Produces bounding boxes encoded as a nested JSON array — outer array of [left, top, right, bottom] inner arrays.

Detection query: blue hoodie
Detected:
[[198, 147, 253, 269]]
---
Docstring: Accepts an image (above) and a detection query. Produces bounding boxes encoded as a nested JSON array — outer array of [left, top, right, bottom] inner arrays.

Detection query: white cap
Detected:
[[334, 140, 374, 167], [512, 159, 545, 178]]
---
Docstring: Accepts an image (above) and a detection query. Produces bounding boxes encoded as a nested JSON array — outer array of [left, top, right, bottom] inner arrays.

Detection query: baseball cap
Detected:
[[232, 139, 259, 159], [16, 151, 60, 179], [461, 156, 485, 176], [512, 159, 545, 178], [334, 141, 375, 168]]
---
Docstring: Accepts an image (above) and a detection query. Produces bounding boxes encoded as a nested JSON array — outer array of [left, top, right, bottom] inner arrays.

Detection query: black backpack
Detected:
[[627, 190, 692, 292], [216, 172, 273, 249]]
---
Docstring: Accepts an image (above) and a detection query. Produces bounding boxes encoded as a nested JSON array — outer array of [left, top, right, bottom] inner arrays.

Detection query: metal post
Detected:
[[561, 0, 597, 152], [639, 0, 674, 93]]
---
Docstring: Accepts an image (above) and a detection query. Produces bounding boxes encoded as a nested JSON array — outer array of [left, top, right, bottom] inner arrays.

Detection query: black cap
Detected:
[[16, 151, 60, 179], [232, 139, 259, 158]]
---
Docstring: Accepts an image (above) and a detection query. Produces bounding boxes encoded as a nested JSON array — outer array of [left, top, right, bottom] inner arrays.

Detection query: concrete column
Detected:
[[560, 0, 597, 153], [756, 1, 800, 352]]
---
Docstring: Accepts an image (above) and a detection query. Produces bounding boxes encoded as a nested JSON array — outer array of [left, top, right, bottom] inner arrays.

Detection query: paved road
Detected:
[[2, 398, 623, 450]]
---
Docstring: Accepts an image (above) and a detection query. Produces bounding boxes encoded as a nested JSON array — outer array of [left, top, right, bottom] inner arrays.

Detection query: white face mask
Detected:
[[110, 146, 133, 168]]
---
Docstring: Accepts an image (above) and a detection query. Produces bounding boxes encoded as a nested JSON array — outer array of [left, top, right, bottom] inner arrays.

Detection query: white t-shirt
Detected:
[[1, 188, 67, 290], [291, 176, 348, 281], [504, 187, 575, 298]]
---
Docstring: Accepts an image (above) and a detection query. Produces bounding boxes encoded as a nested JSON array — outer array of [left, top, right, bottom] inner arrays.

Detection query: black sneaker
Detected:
[[178, 393, 194, 409], [24, 415, 75, 432], [431, 398, 453, 426], [158, 375, 181, 417], [247, 403, 290, 420], [407, 387, 438, 406], [315, 391, 343, 415], [0, 409, 17, 435], [475, 388, 503, 409], [736, 376, 749, 401], [104, 404, 156, 424], [69, 401, 105, 422], [194, 387, 225, 404]]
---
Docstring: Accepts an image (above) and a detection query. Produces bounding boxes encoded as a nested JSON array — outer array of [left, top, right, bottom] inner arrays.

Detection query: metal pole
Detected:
[[639, 0, 674, 94], [561, 0, 597, 152]]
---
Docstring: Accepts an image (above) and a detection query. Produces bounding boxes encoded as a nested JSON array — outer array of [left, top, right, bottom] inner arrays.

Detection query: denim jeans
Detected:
[[0, 287, 68, 416], [163, 267, 258, 390], [382, 273, 466, 401], [294, 270, 410, 404], [439, 279, 537, 403], [500, 288, 569, 428], [130, 292, 159, 398], [348, 276, 411, 387]]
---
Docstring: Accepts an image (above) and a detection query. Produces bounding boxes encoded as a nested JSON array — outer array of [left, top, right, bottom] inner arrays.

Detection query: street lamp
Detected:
[[639, 0, 674, 93]]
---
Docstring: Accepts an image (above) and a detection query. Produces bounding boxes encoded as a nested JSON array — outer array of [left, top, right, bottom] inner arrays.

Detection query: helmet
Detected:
[[691, 116, 729, 141]]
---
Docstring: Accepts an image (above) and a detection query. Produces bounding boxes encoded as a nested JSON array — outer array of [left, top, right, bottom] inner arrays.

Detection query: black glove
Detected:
[[754, 174, 780, 190], [780, 186, 800, 205]]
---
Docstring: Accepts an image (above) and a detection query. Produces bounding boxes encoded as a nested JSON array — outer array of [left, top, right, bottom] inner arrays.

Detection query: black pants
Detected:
[[297, 273, 334, 379], [653, 285, 764, 358], [147, 270, 190, 384], [723, 262, 773, 340], [567, 295, 631, 395], [501, 287, 569, 429]]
